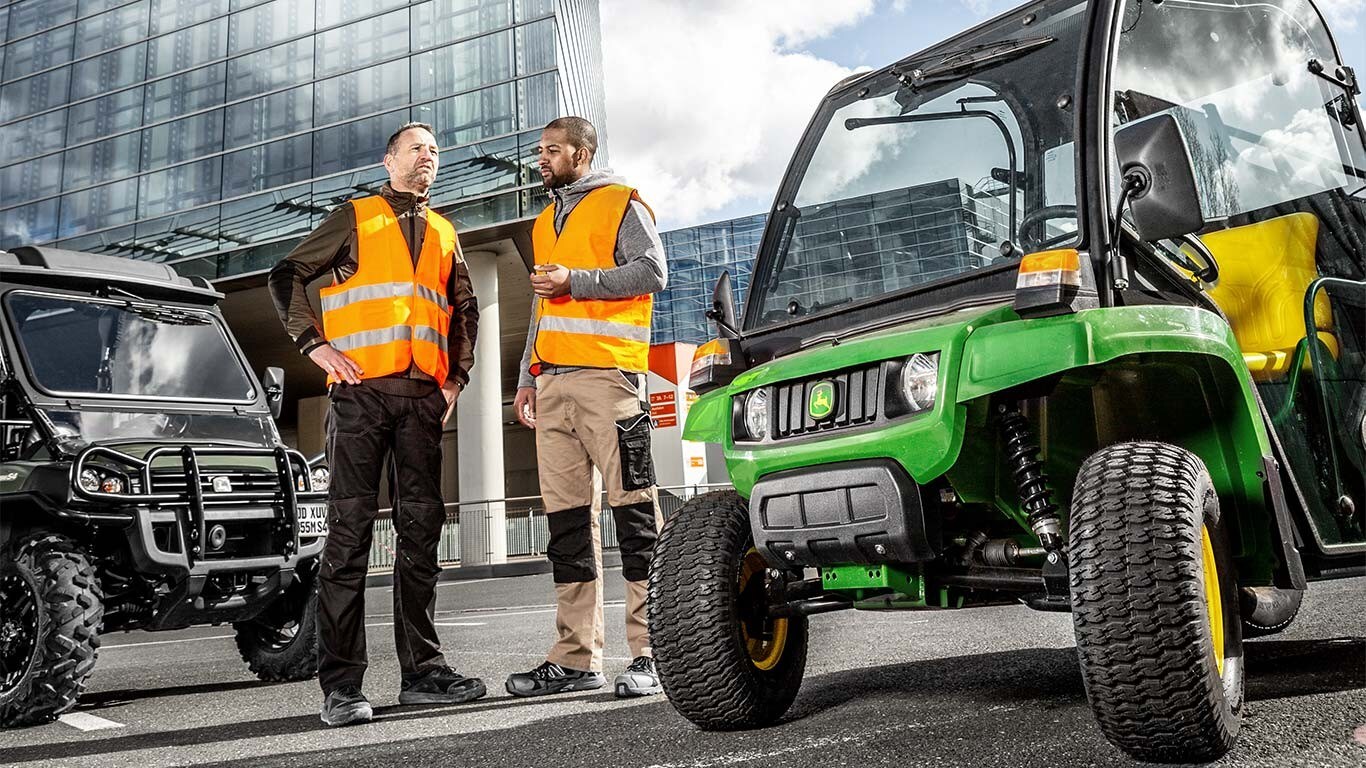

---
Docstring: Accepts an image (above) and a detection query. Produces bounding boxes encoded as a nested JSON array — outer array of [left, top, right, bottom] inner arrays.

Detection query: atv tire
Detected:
[[233, 564, 319, 682], [0, 534, 103, 727], [648, 490, 807, 730], [1069, 442, 1243, 764]]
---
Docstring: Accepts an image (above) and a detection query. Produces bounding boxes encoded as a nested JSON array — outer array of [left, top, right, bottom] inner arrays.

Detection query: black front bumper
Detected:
[[749, 459, 940, 567]]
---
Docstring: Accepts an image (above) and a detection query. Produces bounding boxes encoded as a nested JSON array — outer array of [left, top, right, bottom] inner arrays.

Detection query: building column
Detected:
[[457, 249, 507, 566]]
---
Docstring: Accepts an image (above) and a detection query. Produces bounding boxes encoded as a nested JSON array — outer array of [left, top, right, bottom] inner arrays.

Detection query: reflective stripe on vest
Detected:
[[319, 195, 457, 385], [529, 184, 653, 373]]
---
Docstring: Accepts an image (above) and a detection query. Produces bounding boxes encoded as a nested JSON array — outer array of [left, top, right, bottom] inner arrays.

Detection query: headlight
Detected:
[[898, 353, 939, 412], [78, 469, 101, 492], [310, 466, 331, 492], [100, 476, 124, 494], [743, 389, 770, 441]]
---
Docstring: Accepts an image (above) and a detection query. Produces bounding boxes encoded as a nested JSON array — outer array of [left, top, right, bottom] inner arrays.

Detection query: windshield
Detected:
[[746, 0, 1087, 330], [45, 409, 276, 448], [5, 292, 258, 402]]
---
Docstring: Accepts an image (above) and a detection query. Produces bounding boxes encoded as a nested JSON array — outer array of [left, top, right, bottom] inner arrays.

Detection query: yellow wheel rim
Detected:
[[1201, 525, 1225, 677], [739, 549, 788, 671]]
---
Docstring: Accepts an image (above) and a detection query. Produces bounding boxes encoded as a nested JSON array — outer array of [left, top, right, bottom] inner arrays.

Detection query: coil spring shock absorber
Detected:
[[998, 403, 1062, 552]]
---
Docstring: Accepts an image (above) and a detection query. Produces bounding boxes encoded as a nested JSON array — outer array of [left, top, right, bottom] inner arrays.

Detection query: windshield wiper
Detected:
[[897, 36, 1054, 92], [100, 284, 209, 325]]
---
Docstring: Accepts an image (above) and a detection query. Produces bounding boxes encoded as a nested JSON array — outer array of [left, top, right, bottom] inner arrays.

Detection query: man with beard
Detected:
[[270, 122, 486, 726], [506, 116, 668, 699]]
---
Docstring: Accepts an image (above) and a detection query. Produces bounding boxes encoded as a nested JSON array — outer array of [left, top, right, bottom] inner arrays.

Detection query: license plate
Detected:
[[296, 502, 328, 537]]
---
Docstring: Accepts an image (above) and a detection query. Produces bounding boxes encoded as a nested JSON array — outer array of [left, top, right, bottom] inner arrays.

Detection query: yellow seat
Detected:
[[1198, 213, 1338, 382]]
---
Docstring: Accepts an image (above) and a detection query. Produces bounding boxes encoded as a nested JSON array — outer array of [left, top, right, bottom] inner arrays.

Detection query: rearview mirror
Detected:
[[707, 271, 740, 340], [1113, 113, 1204, 242], [263, 366, 285, 420]]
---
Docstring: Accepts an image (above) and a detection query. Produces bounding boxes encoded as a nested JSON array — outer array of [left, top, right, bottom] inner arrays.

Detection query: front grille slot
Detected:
[[149, 467, 283, 500], [772, 363, 883, 439]]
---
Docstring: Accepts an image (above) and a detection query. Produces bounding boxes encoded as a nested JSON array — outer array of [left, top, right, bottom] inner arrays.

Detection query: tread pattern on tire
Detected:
[[1069, 441, 1240, 764], [233, 572, 320, 682], [648, 490, 807, 730], [0, 534, 103, 727], [1239, 586, 1302, 638]]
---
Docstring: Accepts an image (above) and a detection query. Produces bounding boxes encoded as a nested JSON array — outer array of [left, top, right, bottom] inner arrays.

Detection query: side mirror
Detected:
[[1114, 113, 1205, 242], [263, 366, 285, 420], [707, 271, 740, 340]]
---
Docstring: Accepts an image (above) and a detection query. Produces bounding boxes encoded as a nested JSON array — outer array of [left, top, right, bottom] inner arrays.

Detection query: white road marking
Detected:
[[103, 634, 236, 649], [57, 712, 125, 731]]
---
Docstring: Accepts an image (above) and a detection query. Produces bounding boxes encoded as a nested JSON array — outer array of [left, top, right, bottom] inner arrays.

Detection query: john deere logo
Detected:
[[809, 381, 836, 420]]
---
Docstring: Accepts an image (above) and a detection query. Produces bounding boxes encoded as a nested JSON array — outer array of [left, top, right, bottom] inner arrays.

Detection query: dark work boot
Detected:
[[399, 666, 488, 705], [505, 661, 607, 698], [320, 685, 373, 727]]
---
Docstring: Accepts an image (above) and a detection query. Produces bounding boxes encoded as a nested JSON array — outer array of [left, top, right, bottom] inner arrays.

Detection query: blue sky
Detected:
[[601, 0, 1366, 232]]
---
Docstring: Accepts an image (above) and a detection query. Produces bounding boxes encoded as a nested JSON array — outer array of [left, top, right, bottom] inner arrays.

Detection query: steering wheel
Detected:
[[1017, 205, 1078, 253]]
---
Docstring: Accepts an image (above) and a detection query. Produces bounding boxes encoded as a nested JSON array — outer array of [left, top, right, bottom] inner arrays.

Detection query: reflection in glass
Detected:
[[225, 83, 312, 148], [412, 0, 512, 51], [314, 59, 407, 125], [6, 0, 78, 40], [220, 182, 316, 244], [0, 198, 61, 249], [143, 64, 227, 123], [134, 204, 225, 259], [226, 39, 313, 100], [414, 83, 516, 147], [55, 224, 137, 256], [516, 18, 554, 75], [0, 154, 63, 207], [1, 68, 74, 122], [64, 133, 141, 188], [517, 70, 557, 129], [141, 109, 225, 169], [411, 29, 512, 102], [147, 17, 228, 78], [6, 292, 257, 402], [0, 111, 67, 166], [68, 87, 143, 144], [427, 134, 520, 202], [71, 44, 146, 101], [228, 0, 315, 55], [150, 0, 228, 35], [514, 0, 552, 21], [314, 7, 409, 78], [138, 156, 224, 217], [59, 178, 140, 237], [222, 133, 313, 196], [3, 24, 75, 82], [75, 1, 150, 54], [439, 189, 518, 230], [311, 165, 389, 208], [313, 110, 407, 176], [317, 0, 408, 28]]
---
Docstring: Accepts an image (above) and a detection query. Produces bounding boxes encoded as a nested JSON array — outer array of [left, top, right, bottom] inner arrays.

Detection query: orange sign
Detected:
[[689, 456, 705, 467], [649, 391, 674, 405], [653, 415, 678, 428], [650, 402, 676, 418]]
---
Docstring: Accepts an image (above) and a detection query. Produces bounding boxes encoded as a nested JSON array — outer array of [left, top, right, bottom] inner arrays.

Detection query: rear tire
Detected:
[[0, 534, 103, 727], [1239, 586, 1303, 638], [1069, 442, 1243, 763], [649, 490, 808, 729], [233, 564, 319, 682]]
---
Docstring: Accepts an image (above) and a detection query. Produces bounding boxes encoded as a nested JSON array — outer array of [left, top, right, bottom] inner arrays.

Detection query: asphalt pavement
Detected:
[[1, 570, 1362, 768]]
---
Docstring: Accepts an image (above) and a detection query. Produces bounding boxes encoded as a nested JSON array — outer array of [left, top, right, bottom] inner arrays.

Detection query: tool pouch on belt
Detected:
[[615, 412, 656, 491]]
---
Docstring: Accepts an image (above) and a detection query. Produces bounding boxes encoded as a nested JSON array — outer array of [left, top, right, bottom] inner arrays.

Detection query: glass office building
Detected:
[[654, 179, 1014, 344], [0, 0, 607, 279]]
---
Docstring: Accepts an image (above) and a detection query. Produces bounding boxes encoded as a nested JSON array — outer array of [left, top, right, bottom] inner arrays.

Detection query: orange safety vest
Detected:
[[529, 184, 653, 374], [319, 195, 457, 385]]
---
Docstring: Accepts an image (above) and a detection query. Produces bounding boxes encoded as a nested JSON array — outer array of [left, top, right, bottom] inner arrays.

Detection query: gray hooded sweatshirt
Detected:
[[516, 169, 668, 388]]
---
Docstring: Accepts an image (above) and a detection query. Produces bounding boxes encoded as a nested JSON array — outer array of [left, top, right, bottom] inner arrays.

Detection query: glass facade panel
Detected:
[[314, 58, 406, 126], [63, 132, 140, 188], [138, 155, 223, 217], [141, 109, 224, 169], [147, 17, 228, 78], [0, 110, 67, 165], [224, 82, 310, 148], [412, 0, 512, 51], [75, 1, 149, 54], [225, 38, 311, 100], [56, 223, 136, 254], [427, 134, 520, 203], [316, 0, 408, 29], [414, 82, 515, 147], [220, 182, 315, 244], [135, 204, 224, 259], [657, 213, 765, 344], [6, 0, 78, 40], [0, 198, 61, 248], [314, 7, 408, 78], [311, 164, 388, 208], [443, 189, 519, 230], [1, 67, 73, 122], [150, 0, 229, 35], [515, 0, 553, 21], [59, 177, 139, 237], [143, 63, 226, 123], [70, 43, 146, 100], [0, 153, 62, 206], [411, 29, 512, 102], [227, 0, 314, 55], [3, 23, 75, 82], [312, 109, 406, 177], [68, 86, 143, 144], [222, 132, 311, 196], [516, 70, 556, 129], [516, 18, 554, 75]]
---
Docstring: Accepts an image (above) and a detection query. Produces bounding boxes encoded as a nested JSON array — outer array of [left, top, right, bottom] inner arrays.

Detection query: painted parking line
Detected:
[[103, 634, 236, 650], [57, 712, 125, 731]]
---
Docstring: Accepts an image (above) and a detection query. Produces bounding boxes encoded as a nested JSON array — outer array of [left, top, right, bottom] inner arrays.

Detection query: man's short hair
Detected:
[[544, 116, 597, 158], [386, 121, 436, 155]]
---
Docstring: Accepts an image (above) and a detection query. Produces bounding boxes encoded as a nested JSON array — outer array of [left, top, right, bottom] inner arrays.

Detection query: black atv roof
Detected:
[[0, 246, 224, 305]]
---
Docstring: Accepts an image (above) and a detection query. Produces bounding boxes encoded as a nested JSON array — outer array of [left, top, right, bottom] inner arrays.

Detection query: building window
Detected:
[[1, 198, 62, 248], [225, 83, 312, 148], [0, 110, 68, 166], [147, 17, 229, 78], [516, 18, 554, 75], [68, 87, 144, 144], [59, 177, 139, 237], [150, 0, 228, 36], [143, 64, 227, 123], [226, 38, 313, 100], [3, 24, 76, 82], [516, 70, 557, 129], [414, 82, 516, 148], [312, 109, 407, 177], [228, 0, 315, 55], [75, 1, 150, 54], [410, 29, 513, 103], [64, 132, 141, 188], [141, 109, 225, 169], [6, 0, 78, 40], [222, 132, 313, 196], [411, 0, 513, 51], [314, 7, 409, 79], [0, 154, 63, 207], [1, 67, 74, 122], [70, 43, 147, 101], [313, 58, 407, 126], [138, 156, 224, 217]]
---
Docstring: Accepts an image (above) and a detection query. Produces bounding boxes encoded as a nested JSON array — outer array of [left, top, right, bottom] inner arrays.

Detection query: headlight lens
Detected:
[[898, 353, 939, 412], [743, 389, 770, 441], [310, 467, 331, 492], [78, 469, 101, 492], [100, 475, 124, 494]]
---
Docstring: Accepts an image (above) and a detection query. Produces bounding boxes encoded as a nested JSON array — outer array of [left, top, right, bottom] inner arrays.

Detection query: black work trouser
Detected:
[[318, 383, 448, 694]]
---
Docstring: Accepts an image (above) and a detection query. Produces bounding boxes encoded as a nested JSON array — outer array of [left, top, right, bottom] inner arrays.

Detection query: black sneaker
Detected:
[[505, 661, 607, 698], [320, 685, 373, 727], [614, 656, 663, 698], [399, 665, 488, 705]]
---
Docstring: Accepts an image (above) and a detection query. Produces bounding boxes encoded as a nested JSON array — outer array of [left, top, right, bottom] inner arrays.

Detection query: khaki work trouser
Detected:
[[536, 368, 662, 672]]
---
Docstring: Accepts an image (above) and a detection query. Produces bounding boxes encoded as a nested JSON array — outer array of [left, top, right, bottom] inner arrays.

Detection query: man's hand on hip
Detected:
[[308, 343, 364, 384], [514, 386, 537, 429], [530, 263, 570, 298], [440, 380, 461, 424]]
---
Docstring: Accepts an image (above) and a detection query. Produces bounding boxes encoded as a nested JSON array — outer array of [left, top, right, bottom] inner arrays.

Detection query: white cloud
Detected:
[[598, 1, 876, 229], [1317, 0, 1365, 30]]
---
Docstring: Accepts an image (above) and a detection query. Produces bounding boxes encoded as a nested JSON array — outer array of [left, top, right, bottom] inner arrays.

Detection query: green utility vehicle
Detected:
[[648, 0, 1365, 761], [0, 248, 329, 726]]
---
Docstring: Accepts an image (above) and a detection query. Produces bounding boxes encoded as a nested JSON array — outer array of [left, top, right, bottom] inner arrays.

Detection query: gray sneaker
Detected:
[[505, 661, 607, 697], [614, 656, 663, 698], [320, 685, 373, 727]]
